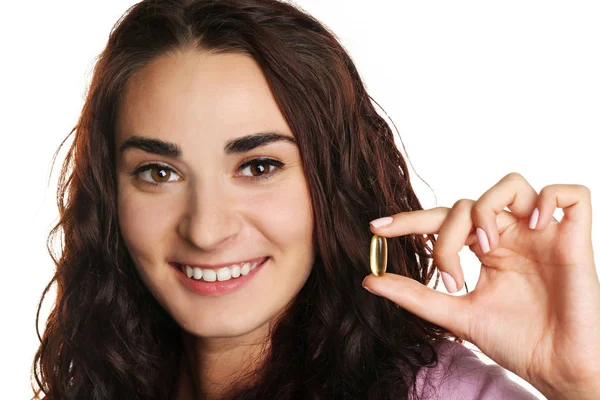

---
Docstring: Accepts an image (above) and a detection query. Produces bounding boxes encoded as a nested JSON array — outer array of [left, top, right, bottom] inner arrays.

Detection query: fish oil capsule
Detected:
[[370, 234, 388, 276]]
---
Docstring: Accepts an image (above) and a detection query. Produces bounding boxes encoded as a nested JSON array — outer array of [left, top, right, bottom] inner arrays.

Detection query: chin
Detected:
[[171, 305, 275, 339]]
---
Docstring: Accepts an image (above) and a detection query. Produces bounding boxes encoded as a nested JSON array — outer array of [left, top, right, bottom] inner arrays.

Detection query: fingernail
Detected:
[[441, 271, 458, 293], [370, 216, 393, 228], [529, 208, 539, 230], [476, 227, 490, 254]]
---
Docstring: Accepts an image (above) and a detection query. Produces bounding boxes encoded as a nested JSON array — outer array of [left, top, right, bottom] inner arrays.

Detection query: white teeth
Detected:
[[241, 262, 250, 275], [180, 258, 265, 281], [202, 269, 217, 282], [217, 267, 232, 281], [193, 267, 202, 280]]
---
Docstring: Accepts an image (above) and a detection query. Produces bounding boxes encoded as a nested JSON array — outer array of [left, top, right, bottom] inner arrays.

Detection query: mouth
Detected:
[[171, 256, 269, 282], [170, 257, 270, 296]]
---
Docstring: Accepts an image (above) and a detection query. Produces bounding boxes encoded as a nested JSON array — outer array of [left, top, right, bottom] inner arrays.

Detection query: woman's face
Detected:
[[115, 49, 314, 338]]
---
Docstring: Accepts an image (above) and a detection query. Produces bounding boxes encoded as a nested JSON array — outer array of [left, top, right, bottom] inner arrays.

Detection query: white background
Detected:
[[2, 1, 599, 398]]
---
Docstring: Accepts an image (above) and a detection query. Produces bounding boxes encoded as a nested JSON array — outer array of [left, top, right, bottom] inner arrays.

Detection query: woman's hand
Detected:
[[362, 172, 600, 399]]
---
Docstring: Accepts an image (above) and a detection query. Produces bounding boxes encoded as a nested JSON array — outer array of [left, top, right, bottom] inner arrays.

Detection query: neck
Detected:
[[176, 324, 272, 400]]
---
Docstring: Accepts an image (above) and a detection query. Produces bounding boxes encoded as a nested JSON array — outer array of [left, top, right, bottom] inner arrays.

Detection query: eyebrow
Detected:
[[118, 132, 297, 157]]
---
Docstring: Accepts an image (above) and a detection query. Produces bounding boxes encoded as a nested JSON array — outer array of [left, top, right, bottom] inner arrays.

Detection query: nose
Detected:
[[178, 182, 242, 251]]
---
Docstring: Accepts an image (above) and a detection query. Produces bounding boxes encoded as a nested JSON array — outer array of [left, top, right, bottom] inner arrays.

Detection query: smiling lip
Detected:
[[171, 257, 269, 297]]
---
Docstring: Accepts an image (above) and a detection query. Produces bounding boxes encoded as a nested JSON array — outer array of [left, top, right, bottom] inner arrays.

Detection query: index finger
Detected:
[[369, 207, 450, 236]]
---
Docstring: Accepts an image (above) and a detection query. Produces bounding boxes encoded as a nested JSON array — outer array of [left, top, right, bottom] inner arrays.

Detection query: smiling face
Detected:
[[115, 49, 314, 338]]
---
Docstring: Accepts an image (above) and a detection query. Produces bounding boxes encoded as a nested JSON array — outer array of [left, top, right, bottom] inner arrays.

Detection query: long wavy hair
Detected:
[[32, 0, 464, 398]]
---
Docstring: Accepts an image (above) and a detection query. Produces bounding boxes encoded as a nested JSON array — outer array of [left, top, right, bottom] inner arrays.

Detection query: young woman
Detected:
[[31, 0, 599, 399]]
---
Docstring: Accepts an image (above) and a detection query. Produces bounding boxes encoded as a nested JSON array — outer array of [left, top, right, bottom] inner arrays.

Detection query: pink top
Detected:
[[412, 340, 541, 399]]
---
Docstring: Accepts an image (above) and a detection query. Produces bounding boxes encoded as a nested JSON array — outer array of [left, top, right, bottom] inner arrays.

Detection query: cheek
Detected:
[[117, 188, 176, 265], [241, 178, 313, 252]]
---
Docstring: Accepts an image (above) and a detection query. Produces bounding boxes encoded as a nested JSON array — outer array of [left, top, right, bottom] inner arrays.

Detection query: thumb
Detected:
[[362, 272, 469, 338]]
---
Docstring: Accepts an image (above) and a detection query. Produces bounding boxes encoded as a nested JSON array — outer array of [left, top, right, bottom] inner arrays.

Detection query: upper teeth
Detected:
[[184, 260, 262, 282]]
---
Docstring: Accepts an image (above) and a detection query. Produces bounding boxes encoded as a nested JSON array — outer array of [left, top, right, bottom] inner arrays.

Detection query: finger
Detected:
[[433, 199, 477, 292], [536, 184, 592, 234], [433, 200, 516, 290], [363, 273, 469, 338], [464, 209, 519, 247], [369, 207, 450, 237], [471, 173, 537, 252]]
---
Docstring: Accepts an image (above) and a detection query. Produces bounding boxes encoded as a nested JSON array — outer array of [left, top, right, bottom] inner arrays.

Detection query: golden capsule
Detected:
[[369, 234, 388, 276]]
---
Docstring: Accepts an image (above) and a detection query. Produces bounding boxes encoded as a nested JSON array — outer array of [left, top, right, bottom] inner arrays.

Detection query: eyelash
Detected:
[[130, 158, 285, 187]]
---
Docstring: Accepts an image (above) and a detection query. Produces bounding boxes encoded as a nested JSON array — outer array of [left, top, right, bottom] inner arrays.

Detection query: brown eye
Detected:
[[151, 166, 171, 182], [238, 158, 284, 181], [133, 163, 181, 186], [250, 161, 269, 176]]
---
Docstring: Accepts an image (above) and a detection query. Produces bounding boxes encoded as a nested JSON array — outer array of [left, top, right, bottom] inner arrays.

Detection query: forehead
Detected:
[[115, 50, 288, 143]]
